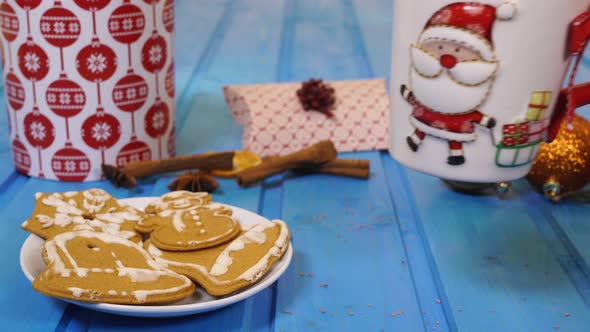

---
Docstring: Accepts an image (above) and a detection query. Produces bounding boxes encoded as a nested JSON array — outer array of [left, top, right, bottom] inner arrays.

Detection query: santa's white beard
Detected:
[[410, 68, 493, 114], [409, 45, 497, 114]]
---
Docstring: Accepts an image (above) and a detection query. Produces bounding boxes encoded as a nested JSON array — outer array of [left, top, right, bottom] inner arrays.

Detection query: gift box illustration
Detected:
[[0, 0, 176, 181], [495, 91, 552, 168], [224, 79, 390, 157]]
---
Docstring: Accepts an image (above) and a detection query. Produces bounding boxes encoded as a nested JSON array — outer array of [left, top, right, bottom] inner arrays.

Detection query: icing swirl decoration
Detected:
[[22, 189, 143, 243], [33, 230, 195, 304], [146, 219, 290, 296]]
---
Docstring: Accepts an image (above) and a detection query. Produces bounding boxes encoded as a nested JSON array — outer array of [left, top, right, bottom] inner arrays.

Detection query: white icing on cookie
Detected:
[[32, 190, 142, 240], [147, 191, 210, 211], [43, 231, 193, 302], [153, 195, 238, 245], [148, 220, 290, 284], [209, 222, 271, 276], [43, 194, 84, 215], [68, 287, 85, 298]]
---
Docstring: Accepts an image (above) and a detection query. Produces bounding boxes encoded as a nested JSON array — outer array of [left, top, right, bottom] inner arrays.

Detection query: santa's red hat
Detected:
[[418, 1, 517, 62]]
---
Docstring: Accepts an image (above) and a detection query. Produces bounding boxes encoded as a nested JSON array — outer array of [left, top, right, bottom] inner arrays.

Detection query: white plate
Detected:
[[20, 197, 293, 318]]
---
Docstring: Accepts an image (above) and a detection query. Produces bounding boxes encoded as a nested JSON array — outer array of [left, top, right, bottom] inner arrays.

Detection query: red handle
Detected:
[[569, 11, 590, 54], [548, 11, 590, 142]]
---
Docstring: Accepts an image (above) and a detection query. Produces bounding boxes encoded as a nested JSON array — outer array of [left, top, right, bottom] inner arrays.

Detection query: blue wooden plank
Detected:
[[271, 0, 423, 330], [398, 166, 590, 332], [288, 0, 373, 82], [274, 152, 423, 331], [518, 184, 590, 307], [537, 187, 590, 287], [174, 0, 286, 155], [173, 0, 231, 102], [0, 176, 68, 332], [350, 0, 391, 81], [86, 0, 285, 331], [382, 154, 451, 332]]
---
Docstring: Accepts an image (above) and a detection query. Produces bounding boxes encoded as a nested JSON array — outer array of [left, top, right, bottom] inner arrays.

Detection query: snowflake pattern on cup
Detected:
[[0, 0, 175, 181]]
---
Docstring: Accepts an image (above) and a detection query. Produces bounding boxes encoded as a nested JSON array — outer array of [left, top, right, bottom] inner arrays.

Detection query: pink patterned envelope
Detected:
[[224, 79, 390, 157]]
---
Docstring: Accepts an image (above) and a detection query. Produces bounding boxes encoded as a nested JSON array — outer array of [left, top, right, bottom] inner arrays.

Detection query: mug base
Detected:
[[442, 179, 512, 196]]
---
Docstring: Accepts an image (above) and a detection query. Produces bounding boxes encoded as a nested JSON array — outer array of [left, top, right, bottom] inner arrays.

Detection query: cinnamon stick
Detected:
[[295, 159, 370, 179], [236, 140, 338, 187], [123, 151, 235, 178]]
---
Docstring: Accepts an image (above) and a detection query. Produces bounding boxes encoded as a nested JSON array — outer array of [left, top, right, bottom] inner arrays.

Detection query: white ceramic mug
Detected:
[[389, 0, 590, 183], [0, 0, 176, 182]]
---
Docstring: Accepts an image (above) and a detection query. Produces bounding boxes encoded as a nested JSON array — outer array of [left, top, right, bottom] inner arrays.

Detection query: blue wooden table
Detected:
[[3, 1, 590, 331]]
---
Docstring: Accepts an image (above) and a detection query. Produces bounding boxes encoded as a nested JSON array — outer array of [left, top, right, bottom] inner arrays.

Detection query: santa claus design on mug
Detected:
[[401, 1, 517, 166]]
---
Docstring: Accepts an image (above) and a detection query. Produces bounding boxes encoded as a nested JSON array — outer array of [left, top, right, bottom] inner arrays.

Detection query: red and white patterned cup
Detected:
[[0, 0, 175, 181]]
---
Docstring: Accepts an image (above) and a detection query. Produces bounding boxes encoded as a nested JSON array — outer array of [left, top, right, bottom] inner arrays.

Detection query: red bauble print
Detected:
[[15, 0, 42, 10], [46, 77, 86, 118], [112, 71, 148, 112], [76, 40, 117, 82], [12, 137, 31, 174], [142, 0, 161, 4], [6, 72, 25, 111], [81, 111, 121, 149], [24, 111, 55, 149], [108, 3, 145, 44], [141, 34, 167, 73], [162, 0, 174, 33], [116, 139, 151, 167], [0, 2, 19, 42], [73, 0, 111, 12], [145, 99, 169, 138], [167, 124, 175, 156], [165, 61, 174, 98], [18, 40, 49, 81], [51, 145, 91, 181], [40, 5, 81, 48]]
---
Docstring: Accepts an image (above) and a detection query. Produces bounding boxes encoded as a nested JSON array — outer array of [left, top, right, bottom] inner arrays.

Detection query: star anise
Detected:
[[296, 78, 336, 117], [102, 164, 137, 189], [168, 171, 219, 193]]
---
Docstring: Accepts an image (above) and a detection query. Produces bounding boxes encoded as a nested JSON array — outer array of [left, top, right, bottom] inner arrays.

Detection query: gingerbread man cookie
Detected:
[[143, 191, 212, 214], [22, 189, 143, 243], [137, 192, 240, 251], [146, 219, 290, 296], [33, 230, 195, 304]]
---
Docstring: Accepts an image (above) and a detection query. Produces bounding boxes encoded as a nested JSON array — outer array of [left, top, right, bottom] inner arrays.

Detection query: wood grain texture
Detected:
[[400, 169, 590, 332], [0, 0, 589, 331], [274, 152, 423, 331]]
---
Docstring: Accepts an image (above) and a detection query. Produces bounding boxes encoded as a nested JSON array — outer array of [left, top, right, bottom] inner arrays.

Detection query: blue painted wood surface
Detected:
[[2, 1, 590, 331]]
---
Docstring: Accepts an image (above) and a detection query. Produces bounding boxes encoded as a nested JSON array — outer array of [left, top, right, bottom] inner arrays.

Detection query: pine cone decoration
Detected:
[[297, 79, 336, 117]]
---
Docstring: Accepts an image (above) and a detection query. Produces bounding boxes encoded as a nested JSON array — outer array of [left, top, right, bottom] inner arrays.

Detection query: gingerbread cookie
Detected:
[[143, 191, 212, 214], [137, 197, 240, 251], [33, 230, 195, 304], [22, 189, 143, 243], [146, 219, 290, 296]]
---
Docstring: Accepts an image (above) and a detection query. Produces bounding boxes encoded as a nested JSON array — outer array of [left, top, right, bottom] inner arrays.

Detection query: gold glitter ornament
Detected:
[[527, 115, 590, 200]]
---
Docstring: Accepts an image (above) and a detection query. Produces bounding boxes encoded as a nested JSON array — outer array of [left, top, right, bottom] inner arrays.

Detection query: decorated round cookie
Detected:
[[145, 219, 290, 296], [22, 189, 143, 243], [137, 193, 240, 251], [33, 230, 195, 305]]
